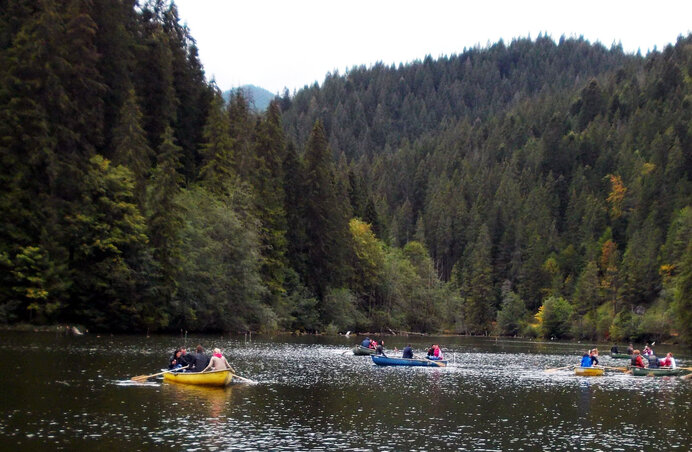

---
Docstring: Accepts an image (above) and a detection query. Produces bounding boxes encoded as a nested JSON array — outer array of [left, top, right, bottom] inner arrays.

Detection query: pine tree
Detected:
[[147, 125, 184, 300], [302, 120, 352, 299], [253, 100, 289, 308], [199, 89, 235, 193], [112, 87, 153, 205], [463, 224, 496, 333]]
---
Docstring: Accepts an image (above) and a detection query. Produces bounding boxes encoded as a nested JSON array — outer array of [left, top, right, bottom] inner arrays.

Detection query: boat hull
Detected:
[[163, 369, 234, 387], [631, 367, 689, 377], [372, 355, 447, 367], [575, 366, 604, 376], [610, 353, 631, 359], [353, 345, 376, 356]]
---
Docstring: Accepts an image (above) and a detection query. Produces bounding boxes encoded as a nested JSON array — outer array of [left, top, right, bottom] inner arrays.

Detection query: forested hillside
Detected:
[[1, 1, 690, 343]]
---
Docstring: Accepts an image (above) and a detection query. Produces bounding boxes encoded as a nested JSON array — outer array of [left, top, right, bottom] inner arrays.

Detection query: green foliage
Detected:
[[539, 296, 574, 339], [496, 285, 528, 336], [174, 185, 265, 332], [0, 3, 690, 342]]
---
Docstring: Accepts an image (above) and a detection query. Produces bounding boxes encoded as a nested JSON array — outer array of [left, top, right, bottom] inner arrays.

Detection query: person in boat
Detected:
[[370, 340, 378, 350], [375, 340, 386, 356], [610, 344, 619, 354], [589, 348, 599, 366], [178, 347, 195, 371], [646, 352, 659, 369], [643, 345, 652, 356], [361, 337, 371, 348], [192, 344, 210, 372], [169, 349, 183, 369], [659, 352, 676, 368], [202, 348, 233, 372], [427, 345, 435, 358], [432, 344, 444, 360], [580, 352, 593, 367], [631, 350, 645, 368], [627, 343, 634, 355], [402, 344, 413, 359]]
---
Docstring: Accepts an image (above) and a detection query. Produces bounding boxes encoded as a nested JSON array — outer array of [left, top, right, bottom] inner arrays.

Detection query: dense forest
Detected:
[[1, 1, 690, 344]]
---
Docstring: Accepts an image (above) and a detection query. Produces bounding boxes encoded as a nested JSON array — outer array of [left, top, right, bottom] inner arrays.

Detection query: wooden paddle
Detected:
[[415, 354, 445, 367], [545, 365, 574, 373], [131, 365, 188, 381], [232, 374, 256, 384]]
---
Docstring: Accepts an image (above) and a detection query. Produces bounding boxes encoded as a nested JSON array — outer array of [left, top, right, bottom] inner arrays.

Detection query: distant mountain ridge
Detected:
[[223, 85, 275, 111]]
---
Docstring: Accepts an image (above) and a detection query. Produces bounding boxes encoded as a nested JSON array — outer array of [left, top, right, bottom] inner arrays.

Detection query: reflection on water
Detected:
[[0, 332, 690, 451]]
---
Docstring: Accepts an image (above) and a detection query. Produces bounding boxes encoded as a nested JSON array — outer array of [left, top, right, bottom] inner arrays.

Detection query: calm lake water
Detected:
[[0, 331, 690, 451]]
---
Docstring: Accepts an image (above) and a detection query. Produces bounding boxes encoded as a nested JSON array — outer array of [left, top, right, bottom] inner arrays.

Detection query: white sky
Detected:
[[175, 0, 692, 95]]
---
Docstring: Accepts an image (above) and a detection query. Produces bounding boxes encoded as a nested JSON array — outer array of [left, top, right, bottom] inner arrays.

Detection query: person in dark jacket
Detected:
[[169, 349, 182, 369], [361, 337, 371, 348], [177, 347, 195, 370], [402, 345, 413, 359], [192, 345, 210, 372], [376, 341, 386, 357], [646, 354, 659, 369]]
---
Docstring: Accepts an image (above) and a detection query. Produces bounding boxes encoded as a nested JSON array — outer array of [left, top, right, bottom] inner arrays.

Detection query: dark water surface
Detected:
[[0, 332, 690, 451]]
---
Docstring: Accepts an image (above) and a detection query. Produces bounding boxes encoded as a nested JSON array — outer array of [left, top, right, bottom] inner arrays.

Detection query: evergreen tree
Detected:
[[462, 224, 496, 333], [302, 120, 352, 300], [147, 125, 184, 301], [112, 87, 153, 205], [198, 89, 235, 193]]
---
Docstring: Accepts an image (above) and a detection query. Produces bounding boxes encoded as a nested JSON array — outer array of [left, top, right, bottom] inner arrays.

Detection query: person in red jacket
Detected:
[[631, 350, 645, 368]]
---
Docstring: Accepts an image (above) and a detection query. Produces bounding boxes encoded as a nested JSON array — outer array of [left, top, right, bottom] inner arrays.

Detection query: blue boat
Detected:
[[371, 355, 447, 367]]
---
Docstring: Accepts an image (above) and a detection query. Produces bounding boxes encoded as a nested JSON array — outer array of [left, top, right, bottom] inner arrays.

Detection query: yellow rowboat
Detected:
[[575, 366, 605, 376], [163, 368, 234, 387]]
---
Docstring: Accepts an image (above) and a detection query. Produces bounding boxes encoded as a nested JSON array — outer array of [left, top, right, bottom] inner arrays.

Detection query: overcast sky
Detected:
[[174, 0, 692, 95]]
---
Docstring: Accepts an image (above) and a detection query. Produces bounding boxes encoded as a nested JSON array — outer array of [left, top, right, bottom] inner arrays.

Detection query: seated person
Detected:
[[631, 350, 645, 368], [361, 337, 371, 348], [427, 345, 435, 358], [169, 349, 182, 369], [660, 353, 676, 368], [580, 352, 593, 367], [610, 344, 619, 354], [432, 344, 444, 360], [646, 354, 659, 369], [402, 345, 413, 359], [590, 349, 599, 366]]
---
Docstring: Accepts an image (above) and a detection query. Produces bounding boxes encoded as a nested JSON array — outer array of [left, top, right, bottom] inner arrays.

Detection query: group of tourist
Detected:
[[426, 344, 444, 360], [168, 345, 233, 372], [580, 348, 600, 367], [608, 343, 677, 369], [361, 337, 386, 355]]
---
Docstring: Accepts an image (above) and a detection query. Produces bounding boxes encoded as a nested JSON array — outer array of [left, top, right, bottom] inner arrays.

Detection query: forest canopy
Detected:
[[1, 1, 690, 344]]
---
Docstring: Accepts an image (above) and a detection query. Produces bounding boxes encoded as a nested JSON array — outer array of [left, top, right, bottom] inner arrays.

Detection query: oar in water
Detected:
[[131, 365, 189, 381], [223, 366, 256, 384], [414, 354, 445, 367], [545, 365, 574, 373]]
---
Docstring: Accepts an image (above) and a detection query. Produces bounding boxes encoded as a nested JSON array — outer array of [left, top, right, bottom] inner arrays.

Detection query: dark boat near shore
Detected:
[[352, 345, 376, 355]]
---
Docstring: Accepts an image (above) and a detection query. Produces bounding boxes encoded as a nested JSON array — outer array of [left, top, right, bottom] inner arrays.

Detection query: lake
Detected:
[[0, 332, 690, 451]]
